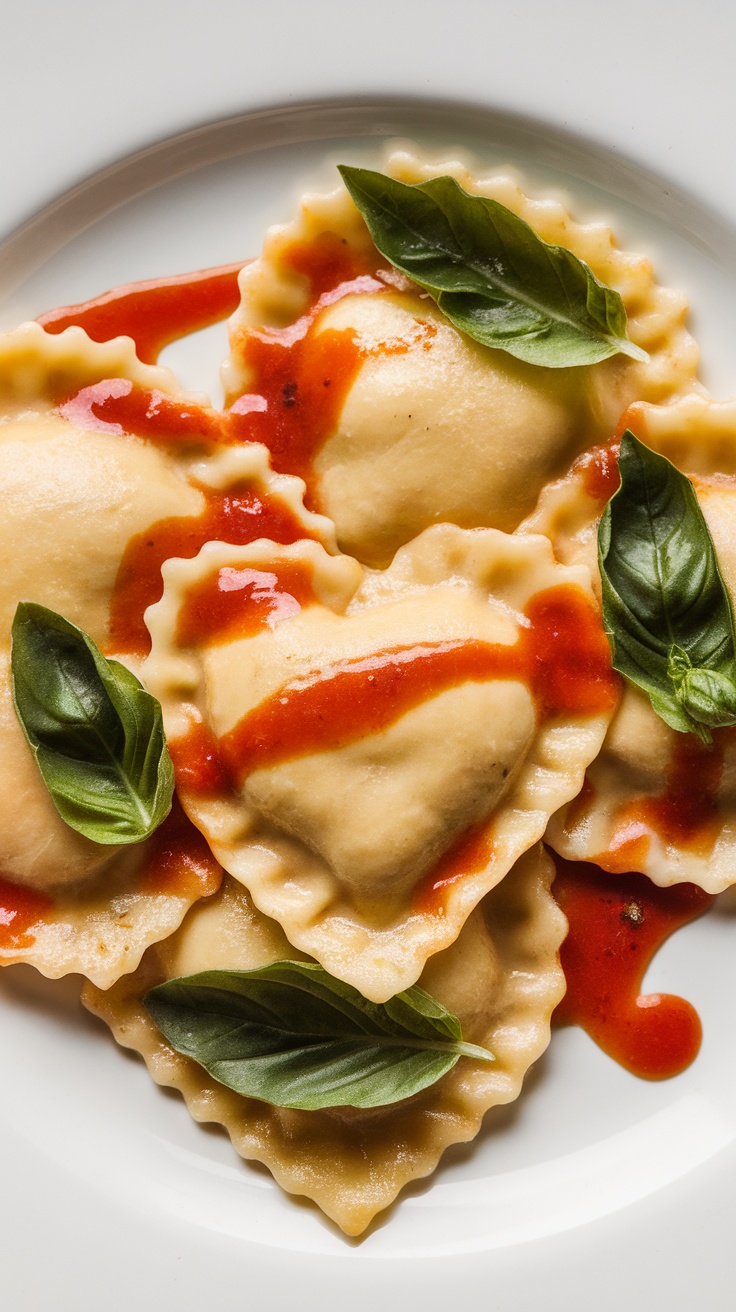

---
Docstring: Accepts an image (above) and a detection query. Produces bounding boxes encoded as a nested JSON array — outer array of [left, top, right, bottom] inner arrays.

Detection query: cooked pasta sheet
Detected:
[[534, 395, 736, 891], [144, 524, 616, 1001], [0, 325, 332, 982], [0, 323, 207, 641], [224, 144, 700, 567], [82, 844, 566, 1236]]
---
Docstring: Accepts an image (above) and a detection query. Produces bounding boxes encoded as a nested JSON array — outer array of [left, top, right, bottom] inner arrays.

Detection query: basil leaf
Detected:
[[11, 602, 174, 843], [338, 165, 647, 369], [598, 431, 736, 742], [144, 961, 494, 1110]]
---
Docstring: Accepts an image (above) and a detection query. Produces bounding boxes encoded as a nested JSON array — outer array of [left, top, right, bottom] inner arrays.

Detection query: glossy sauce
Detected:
[[227, 234, 426, 503], [577, 408, 650, 504], [108, 482, 313, 657], [38, 261, 244, 364], [553, 855, 712, 1079], [588, 732, 725, 873], [214, 582, 618, 784], [0, 879, 53, 953], [57, 378, 227, 447], [413, 822, 495, 916], [138, 798, 222, 898], [176, 561, 318, 649], [579, 438, 622, 503], [168, 721, 231, 798]]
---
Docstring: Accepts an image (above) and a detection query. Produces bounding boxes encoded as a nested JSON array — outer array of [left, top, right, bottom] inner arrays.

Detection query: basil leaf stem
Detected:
[[338, 165, 647, 369], [11, 602, 174, 843], [144, 961, 494, 1110], [598, 431, 736, 743]]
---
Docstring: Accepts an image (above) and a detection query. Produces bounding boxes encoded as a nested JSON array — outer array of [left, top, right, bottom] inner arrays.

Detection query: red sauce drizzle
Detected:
[[176, 559, 317, 649], [592, 732, 725, 874], [108, 481, 312, 658], [413, 822, 495, 916], [38, 261, 244, 364], [577, 406, 650, 504], [226, 234, 424, 502], [579, 438, 622, 503], [0, 879, 53, 953], [168, 722, 231, 799], [213, 582, 617, 786], [56, 379, 227, 448], [553, 855, 712, 1079], [138, 797, 222, 898]]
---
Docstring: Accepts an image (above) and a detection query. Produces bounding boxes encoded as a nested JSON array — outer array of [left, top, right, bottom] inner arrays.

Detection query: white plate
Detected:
[[4, 7, 736, 1309]]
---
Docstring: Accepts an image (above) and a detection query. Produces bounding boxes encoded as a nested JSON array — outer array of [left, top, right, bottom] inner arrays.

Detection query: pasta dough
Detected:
[[144, 523, 616, 1000], [0, 325, 329, 981], [225, 144, 700, 566], [536, 395, 736, 891], [82, 844, 566, 1236]]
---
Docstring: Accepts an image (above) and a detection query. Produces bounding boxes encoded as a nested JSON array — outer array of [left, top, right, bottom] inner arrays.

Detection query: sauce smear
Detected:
[[109, 482, 313, 658], [138, 798, 222, 898], [553, 855, 712, 1079], [169, 722, 231, 799], [56, 378, 226, 447], [0, 879, 53, 953], [176, 560, 317, 649], [38, 261, 244, 364], [588, 732, 725, 874], [413, 822, 495, 916], [227, 233, 419, 502], [217, 581, 618, 786]]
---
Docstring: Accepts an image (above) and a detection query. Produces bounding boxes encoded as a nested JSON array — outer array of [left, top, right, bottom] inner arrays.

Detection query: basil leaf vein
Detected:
[[144, 961, 494, 1110], [11, 602, 174, 843], [598, 430, 736, 742], [338, 165, 647, 369]]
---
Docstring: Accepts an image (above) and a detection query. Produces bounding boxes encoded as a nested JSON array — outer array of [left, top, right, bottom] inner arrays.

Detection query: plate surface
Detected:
[[3, 7, 736, 1309]]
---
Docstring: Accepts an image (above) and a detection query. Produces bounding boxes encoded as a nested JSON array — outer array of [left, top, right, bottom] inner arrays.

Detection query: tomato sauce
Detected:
[[0, 879, 53, 953], [553, 856, 711, 1079], [168, 721, 231, 799], [578, 438, 622, 503], [214, 581, 617, 784], [226, 233, 430, 504], [413, 822, 496, 916], [576, 408, 651, 504], [56, 378, 227, 448], [176, 559, 317, 649], [38, 261, 244, 364], [582, 731, 726, 874], [138, 798, 222, 898], [108, 482, 313, 658]]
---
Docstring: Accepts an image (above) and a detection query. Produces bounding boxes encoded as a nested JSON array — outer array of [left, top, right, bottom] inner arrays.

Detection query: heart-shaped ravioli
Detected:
[[145, 524, 617, 1000]]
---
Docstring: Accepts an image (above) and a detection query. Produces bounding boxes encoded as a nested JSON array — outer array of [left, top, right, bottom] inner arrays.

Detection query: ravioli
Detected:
[[82, 843, 566, 1236], [0, 158, 719, 1236], [534, 395, 736, 891], [144, 523, 616, 1001], [224, 144, 700, 566], [0, 324, 330, 982]]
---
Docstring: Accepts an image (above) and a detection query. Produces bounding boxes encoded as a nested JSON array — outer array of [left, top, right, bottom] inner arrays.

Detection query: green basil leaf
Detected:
[[144, 961, 494, 1110], [338, 165, 647, 368], [598, 430, 736, 742], [11, 602, 174, 843]]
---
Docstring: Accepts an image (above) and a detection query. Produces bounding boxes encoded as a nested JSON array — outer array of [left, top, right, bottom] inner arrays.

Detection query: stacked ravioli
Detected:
[[0, 145, 715, 1236]]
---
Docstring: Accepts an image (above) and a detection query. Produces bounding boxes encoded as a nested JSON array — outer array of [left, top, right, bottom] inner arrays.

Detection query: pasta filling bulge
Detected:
[[144, 525, 617, 1001]]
